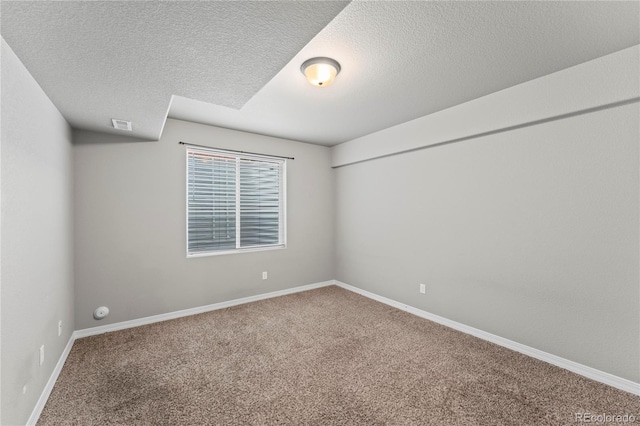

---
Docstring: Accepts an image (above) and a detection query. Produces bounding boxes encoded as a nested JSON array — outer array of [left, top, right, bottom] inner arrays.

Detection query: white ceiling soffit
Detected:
[[169, 1, 640, 146], [0, 1, 350, 140]]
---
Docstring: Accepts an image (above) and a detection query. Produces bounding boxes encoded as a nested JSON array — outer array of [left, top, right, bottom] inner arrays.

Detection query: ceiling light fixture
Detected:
[[301, 57, 341, 87]]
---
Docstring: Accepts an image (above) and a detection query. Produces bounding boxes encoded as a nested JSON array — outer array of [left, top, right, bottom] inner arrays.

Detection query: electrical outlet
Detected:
[[58, 320, 62, 337], [262, 271, 268, 280], [419, 283, 426, 294], [39, 345, 45, 366]]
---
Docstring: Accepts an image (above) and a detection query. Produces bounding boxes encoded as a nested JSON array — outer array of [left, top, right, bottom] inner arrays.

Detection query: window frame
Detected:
[[185, 147, 287, 258]]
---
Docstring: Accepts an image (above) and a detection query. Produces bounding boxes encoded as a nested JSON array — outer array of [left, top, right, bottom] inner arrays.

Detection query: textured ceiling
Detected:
[[2, 1, 639, 145], [170, 1, 640, 145], [0, 1, 349, 139]]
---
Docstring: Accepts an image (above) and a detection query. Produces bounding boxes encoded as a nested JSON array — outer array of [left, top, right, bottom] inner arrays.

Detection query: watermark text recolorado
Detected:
[[575, 413, 637, 424]]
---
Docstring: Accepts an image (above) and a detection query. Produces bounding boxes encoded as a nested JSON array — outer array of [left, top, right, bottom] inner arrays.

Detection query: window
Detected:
[[186, 148, 286, 256]]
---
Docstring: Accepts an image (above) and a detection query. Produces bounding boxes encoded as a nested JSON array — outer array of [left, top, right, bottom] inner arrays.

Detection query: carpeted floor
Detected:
[[39, 286, 638, 425]]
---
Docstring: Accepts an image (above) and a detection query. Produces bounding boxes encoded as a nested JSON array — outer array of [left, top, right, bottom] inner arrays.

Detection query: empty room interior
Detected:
[[1, 1, 639, 425]]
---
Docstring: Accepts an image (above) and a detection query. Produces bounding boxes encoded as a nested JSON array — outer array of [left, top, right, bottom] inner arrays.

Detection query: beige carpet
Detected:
[[38, 286, 638, 425]]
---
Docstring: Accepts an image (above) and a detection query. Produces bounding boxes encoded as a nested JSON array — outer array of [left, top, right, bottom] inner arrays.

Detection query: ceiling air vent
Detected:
[[111, 119, 132, 131]]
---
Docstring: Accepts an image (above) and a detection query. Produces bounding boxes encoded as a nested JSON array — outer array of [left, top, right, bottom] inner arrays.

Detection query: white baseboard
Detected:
[[74, 280, 335, 338], [27, 334, 75, 426], [334, 280, 640, 396]]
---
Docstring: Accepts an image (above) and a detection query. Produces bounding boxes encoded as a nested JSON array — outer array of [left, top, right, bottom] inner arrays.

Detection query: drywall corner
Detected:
[[1, 38, 75, 426]]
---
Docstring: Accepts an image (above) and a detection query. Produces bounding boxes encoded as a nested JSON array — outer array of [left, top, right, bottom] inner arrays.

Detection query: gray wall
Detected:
[[73, 119, 334, 330], [334, 102, 639, 382], [1, 39, 75, 425]]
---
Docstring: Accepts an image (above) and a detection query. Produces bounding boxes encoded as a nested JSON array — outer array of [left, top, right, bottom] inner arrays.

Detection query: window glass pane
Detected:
[[187, 152, 236, 253], [239, 158, 280, 247]]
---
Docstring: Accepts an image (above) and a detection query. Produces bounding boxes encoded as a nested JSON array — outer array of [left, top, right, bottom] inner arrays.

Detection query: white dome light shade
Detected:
[[301, 57, 341, 87]]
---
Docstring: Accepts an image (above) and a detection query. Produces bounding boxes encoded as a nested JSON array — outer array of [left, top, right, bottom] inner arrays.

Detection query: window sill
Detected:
[[187, 244, 286, 258]]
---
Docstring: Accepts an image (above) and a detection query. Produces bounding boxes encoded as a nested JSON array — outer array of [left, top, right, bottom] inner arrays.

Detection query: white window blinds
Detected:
[[187, 149, 285, 256]]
